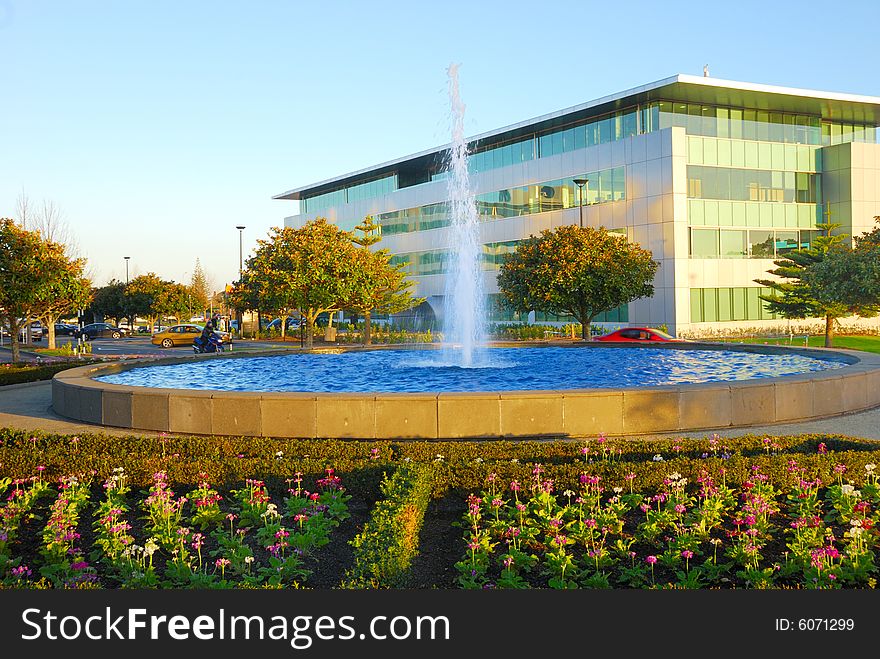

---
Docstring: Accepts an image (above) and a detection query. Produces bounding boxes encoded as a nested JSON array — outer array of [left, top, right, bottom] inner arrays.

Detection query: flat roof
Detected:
[[274, 74, 880, 200]]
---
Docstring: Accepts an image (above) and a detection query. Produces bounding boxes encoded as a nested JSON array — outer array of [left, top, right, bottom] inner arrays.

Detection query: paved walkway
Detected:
[[1, 380, 879, 440]]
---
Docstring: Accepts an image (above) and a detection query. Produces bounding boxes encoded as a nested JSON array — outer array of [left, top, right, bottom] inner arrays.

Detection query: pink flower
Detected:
[[645, 555, 657, 565], [681, 550, 693, 559]]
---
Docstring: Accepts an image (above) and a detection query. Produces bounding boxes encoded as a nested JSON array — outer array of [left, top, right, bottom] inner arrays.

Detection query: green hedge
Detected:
[[0, 359, 98, 386], [1, 429, 877, 495], [341, 465, 435, 589]]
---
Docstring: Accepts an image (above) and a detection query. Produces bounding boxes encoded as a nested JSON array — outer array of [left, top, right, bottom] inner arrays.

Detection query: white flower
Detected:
[[840, 484, 861, 498], [474, 457, 483, 463], [262, 503, 280, 518], [848, 527, 863, 538], [865, 463, 876, 474], [669, 472, 682, 481], [652, 454, 664, 462], [244, 556, 254, 564], [144, 539, 159, 556], [613, 487, 623, 495], [511, 458, 519, 464], [563, 489, 575, 498]]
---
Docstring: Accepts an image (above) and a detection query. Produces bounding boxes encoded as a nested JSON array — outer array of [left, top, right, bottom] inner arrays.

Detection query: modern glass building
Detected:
[[274, 74, 880, 335]]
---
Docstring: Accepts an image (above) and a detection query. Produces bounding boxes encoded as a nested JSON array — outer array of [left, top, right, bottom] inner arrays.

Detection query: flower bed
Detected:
[[0, 429, 878, 588]]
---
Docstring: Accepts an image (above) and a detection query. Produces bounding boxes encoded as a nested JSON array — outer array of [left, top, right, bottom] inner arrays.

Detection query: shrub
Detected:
[[0, 359, 98, 386], [341, 465, 434, 588]]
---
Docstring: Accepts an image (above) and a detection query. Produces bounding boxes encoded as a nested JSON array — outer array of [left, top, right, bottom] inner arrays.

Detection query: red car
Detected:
[[594, 327, 680, 342]]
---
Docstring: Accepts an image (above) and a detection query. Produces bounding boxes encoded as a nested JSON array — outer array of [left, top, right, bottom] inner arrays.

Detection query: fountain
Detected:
[[441, 63, 488, 368], [48, 67, 880, 440]]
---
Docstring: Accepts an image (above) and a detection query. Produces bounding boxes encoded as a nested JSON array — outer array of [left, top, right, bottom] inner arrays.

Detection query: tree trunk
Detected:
[[44, 314, 58, 350], [824, 314, 834, 348], [578, 309, 590, 340], [8, 317, 23, 363], [364, 310, 372, 346], [305, 319, 314, 348]]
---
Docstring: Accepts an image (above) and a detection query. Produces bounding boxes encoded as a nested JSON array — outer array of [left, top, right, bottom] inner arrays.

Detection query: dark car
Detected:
[[265, 317, 301, 332], [74, 323, 129, 340], [594, 327, 681, 342], [54, 323, 78, 336]]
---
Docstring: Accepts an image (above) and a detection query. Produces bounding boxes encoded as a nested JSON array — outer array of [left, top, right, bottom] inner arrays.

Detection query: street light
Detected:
[[235, 226, 245, 338], [235, 226, 245, 278], [572, 178, 589, 228], [123, 256, 131, 332]]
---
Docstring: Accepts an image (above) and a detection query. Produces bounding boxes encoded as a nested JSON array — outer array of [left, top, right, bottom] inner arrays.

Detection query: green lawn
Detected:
[[714, 334, 880, 354]]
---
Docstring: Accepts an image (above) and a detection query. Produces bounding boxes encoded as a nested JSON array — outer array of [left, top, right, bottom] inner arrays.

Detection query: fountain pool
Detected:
[[51, 343, 880, 439]]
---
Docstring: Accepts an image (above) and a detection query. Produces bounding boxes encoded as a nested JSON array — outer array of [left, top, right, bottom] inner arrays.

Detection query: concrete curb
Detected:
[[50, 343, 880, 440]]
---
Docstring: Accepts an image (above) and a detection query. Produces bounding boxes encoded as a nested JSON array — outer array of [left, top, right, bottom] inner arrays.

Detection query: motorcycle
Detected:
[[193, 331, 226, 354]]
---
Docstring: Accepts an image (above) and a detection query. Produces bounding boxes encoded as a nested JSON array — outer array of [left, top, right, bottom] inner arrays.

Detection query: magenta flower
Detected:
[[645, 555, 658, 565]]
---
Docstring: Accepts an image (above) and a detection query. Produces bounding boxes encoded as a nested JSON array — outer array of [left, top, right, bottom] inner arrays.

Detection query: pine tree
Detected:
[[754, 222, 848, 347], [189, 258, 210, 318]]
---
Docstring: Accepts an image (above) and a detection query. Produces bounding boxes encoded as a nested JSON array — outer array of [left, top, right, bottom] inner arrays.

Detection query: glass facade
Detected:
[[657, 101, 878, 146], [379, 167, 625, 236], [689, 228, 822, 258], [690, 287, 778, 323], [301, 174, 397, 213], [687, 165, 820, 204], [389, 240, 523, 277], [687, 199, 820, 228], [295, 93, 879, 216], [687, 136, 820, 171]]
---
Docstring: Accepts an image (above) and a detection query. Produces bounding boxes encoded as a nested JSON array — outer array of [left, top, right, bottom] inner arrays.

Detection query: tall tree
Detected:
[[33, 242, 92, 349], [346, 215, 421, 344], [245, 218, 360, 347], [804, 220, 880, 322], [342, 247, 423, 345], [0, 218, 48, 361], [755, 222, 848, 347], [88, 281, 127, 326], [125, 273, 169, 333], [189, 258, 210, 318], [15, 190, 80, 256], [497, 225, 660, 339], [158, 282, 192, 324]]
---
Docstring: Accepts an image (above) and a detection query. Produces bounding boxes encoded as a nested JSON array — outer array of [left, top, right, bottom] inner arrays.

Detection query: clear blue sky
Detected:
[[2, 0, 877, 292]]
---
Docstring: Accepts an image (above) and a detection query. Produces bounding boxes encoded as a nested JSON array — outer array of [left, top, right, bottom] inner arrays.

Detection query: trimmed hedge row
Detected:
[[341, 465, 435, 589], [1, 429, 878, 496], [0, 359, 98, 387]]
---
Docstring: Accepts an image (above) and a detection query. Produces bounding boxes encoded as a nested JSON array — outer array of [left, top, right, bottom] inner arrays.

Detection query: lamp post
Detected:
[[124, 256, 131, 331], [235, 226, 245, 338], [572, 178, 589, 228], [235, 226, 246, 279]]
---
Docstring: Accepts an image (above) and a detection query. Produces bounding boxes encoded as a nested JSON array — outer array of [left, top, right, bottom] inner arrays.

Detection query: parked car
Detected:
[[151, 324, 232, 348], [54, 323, 78, 336], [13, 322, 43, 342], [265, 317, 302, 333], [74, 323, 129, 340], [594, 327, 681, 342]]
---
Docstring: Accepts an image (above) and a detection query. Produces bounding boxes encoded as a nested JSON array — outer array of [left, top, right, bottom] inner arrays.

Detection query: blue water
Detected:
[[96, 347, 848, 393]]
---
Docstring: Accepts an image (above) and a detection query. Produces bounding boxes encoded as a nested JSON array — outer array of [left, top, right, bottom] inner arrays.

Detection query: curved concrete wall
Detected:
[[51, 344, 880, 439]]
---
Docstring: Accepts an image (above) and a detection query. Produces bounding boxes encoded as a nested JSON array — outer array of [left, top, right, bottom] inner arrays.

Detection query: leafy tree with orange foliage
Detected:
[[245, 218, 361, 347], [497, 225, 659, 340], [0, 218, 91, 358]]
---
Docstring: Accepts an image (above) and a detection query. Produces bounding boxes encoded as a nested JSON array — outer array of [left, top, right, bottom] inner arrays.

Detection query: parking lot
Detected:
[[1, 334, 294, 359]]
